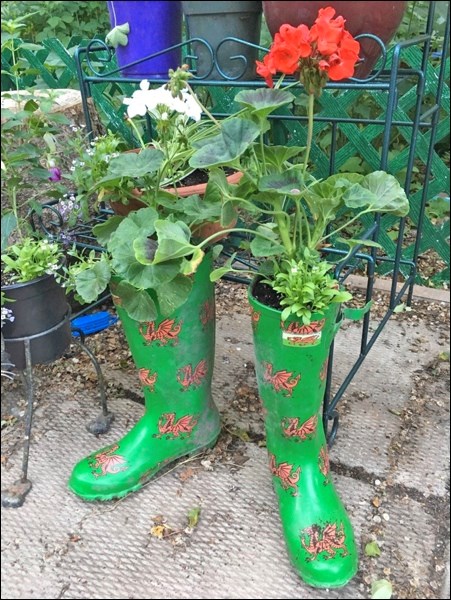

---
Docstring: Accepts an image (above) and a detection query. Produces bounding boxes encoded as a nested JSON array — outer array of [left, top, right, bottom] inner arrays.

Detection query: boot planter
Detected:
[[248, 286, 358, 588], [68, 252, 220, 501]]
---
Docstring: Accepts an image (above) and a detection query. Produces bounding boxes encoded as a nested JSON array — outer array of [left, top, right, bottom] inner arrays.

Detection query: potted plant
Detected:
[[146, 7, 408, 588], [1, 98, 75, 369], [262, 1, 408, 78], [66, 67, 242, 502], [106, 1, 183, 78], [73, 67, 242, 229]]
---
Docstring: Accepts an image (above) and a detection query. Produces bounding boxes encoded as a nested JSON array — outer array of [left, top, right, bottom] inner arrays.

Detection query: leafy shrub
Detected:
[[1, 1, 110, 44]]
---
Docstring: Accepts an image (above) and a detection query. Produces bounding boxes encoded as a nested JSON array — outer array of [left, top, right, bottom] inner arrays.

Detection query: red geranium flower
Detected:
[[259, 6, 360, 93]]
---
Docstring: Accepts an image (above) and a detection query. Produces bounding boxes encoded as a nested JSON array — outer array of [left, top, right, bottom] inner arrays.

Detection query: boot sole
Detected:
[[68, 433, 220, 502]]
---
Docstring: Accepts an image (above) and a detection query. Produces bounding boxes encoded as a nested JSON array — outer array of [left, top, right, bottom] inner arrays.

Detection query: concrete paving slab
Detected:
[[1, 307, 449, 599]]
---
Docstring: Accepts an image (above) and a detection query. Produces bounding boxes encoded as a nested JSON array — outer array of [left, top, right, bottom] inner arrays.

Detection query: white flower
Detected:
[[180, 89, 202, 122], [123, 81, 202, 122], [123, 79, 153, 118], [1, 306, 15, 327]]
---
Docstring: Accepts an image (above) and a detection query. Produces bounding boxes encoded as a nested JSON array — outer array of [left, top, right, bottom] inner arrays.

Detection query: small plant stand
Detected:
[[1, 320, 114, 508]]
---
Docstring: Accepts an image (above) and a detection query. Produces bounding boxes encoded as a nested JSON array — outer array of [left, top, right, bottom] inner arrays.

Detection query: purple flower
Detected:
[[48, 166, 62, 182]]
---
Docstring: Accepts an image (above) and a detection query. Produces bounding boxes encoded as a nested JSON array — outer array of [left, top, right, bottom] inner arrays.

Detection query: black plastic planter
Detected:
[[2, 273, 71, 370]]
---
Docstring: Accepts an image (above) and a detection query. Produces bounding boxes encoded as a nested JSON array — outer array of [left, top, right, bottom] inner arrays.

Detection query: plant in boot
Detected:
[[68, 251, 221, 501], [151, 5, 408, 589]]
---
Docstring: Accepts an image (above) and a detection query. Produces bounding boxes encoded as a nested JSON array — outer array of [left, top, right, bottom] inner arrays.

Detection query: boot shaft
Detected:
[[116, 252, 216, 409]]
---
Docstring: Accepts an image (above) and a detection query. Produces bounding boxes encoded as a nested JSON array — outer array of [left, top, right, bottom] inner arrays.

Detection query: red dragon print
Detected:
[[200, 299, 215, 328], [282, 415, 318, 440], [282, 319, 326, 346], [250, 308, 261, 332], [177, 359, 208, 390], [156, 413, 198, 438], [139, 368, 157, 391], [319, 446, 330, 482], [301, 523, 348, 560], [139, 318, 182, 346], [262, 362, 300, 397], [320, 358, 329, 381], [269, 453, 301, 496], [89, 444, 128, 478]]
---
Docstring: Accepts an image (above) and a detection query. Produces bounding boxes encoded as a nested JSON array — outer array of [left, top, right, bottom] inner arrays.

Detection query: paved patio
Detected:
[[1, 284, 449, 599]]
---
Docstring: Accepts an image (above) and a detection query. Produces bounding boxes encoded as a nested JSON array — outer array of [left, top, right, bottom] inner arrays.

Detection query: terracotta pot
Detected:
[[262, 1, 408, 78], [108, 169, 243, 241]]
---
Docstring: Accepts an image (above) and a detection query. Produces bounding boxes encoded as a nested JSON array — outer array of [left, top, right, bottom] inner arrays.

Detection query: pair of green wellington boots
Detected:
[[69, 256, 358, 588]]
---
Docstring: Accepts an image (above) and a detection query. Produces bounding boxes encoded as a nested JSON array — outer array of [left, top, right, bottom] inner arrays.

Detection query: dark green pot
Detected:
[[2, 273, 71, 370]]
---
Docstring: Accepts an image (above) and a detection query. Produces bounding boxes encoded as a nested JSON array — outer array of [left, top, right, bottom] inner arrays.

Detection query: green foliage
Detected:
[[69, 208, 196, 322], [1, 92, 71, 242], [1, 237, 64, 283], [1, 2, 110, 45], [190, 88, 409, 321], [270, 255, 352, 324]]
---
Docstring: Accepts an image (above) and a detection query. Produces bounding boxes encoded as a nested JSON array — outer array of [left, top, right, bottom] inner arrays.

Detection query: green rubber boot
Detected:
[[68, 254, 220, 501], [249, 292, 358, 588]]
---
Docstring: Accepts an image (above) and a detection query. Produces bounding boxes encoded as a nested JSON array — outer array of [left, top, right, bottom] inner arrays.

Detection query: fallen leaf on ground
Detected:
[[371, 578, 393, 599], [187, 507, 201, 529], [150, 524, 173, 539], [365, 541, 381, 557]]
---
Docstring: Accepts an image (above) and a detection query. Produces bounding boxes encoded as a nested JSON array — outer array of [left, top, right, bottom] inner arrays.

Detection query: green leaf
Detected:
[[250, 225, 284, 257], [156, 274, 193, 315], [187, 507, 201, 529], [1, 213, 17, 252], [93, 216, 124, 246], [103, 148, 164, 180], [343, 171, 409, 217], [105, 22, 130, 48], [371, 579, 393, 599], [74, 260, 111, 303], [133, 237, 158, 265], [180, 248, 205, 275], [108, 209, 178, 289], [253, 144, 305, 170], [153, 220, 197, 264], [393, 302, 412, 314], [365, 541, 381, 557], [210, 254, 237, 281], [189, 118, 260, 169], [305, 173, 363, 221], [234, 88, 295, 119], [259, 167, 305, 195], [115, 281, 157, 322], [336, 237, 383, 250]]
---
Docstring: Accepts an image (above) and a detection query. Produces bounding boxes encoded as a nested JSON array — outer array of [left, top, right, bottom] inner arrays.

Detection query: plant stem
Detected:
[[185, 82, 221, 127], [273, 198, 294, 257], [298, 199, 312, 249], [197, 226, 281, 250], [126, 117, 146, 149], [320, 210, 370, 243], [302, 93, 315, 177]]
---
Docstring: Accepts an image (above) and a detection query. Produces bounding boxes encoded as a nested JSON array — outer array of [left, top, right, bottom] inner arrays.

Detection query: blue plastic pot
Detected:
[[107, 1, 182, 78]]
